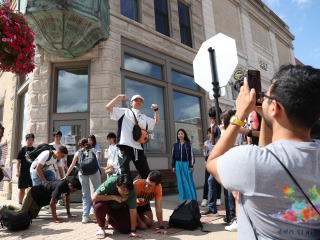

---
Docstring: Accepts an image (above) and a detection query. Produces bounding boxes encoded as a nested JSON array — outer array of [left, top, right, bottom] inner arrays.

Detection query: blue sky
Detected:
[[263, 0, 320, 68]]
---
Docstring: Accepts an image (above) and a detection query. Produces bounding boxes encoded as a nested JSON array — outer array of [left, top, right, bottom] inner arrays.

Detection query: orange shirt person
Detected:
[[133, 170, 167, 235]]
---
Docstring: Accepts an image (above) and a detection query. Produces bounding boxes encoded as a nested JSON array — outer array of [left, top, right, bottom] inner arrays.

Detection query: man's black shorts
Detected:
[[137, 202, 151, 215], [18, 170, 32, 189]]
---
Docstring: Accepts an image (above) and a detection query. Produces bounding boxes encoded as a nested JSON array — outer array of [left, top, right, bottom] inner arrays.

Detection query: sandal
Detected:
[[96, 229, 105, 239]]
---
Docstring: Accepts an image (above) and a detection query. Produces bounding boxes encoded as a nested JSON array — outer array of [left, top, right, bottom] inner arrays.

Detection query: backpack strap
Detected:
[[130, 109, 139, 124]]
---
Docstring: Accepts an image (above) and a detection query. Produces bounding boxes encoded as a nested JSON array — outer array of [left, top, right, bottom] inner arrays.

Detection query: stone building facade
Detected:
[[0, 0, 294, 200]]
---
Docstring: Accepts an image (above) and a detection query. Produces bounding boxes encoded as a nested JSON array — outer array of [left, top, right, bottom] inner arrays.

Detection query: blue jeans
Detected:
[[208, 174, 217, 212], [78, 170, 101, 217], [228, 191, 236, 216], [31, 170, 56, 186]]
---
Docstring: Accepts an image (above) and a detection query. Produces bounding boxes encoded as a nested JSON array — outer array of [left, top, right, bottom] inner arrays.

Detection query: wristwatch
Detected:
[[229, 115, 245, 127]]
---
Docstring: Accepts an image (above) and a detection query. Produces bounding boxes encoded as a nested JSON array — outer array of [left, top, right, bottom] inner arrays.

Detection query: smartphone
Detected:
[[247, 70, 262, 106]]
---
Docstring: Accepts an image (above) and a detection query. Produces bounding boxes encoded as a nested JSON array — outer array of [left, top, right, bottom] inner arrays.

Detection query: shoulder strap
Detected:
[[130, 109, 138, 124], [241, 194, 259, 240], [46, 150, 53, 162], [266, 148, 320, 216]]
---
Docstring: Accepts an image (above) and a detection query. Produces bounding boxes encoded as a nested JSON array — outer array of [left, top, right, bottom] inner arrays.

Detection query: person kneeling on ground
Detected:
[[92, 174, 141, 239], [21, 178, 81, 223], [134, 170, 167, 235]]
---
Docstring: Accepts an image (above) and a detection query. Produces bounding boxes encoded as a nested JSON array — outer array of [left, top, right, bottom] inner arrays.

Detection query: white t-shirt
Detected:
[[110, 107, 156, 150], [50, 142, 66, 169], [30, 150, 63, 173], [105, 144, 119, 174]]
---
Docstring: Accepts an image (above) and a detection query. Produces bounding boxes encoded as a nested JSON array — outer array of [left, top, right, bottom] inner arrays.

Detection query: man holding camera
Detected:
[[105, 94, 160, 179], [207, 65, 320, 239]]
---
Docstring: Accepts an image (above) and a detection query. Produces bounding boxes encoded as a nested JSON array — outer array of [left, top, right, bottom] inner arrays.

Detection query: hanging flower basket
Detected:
[[0, 3, 35, 76]]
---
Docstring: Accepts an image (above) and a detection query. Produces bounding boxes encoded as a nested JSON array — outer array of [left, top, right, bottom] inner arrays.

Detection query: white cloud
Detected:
[[181, 104, 200, 120], [291, 0, 311, 8]]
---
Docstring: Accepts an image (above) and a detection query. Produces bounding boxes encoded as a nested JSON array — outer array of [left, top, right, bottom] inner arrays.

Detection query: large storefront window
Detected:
[[122, 39, 205, 157], [56, 69, 89, 113], [125, 79, 166, 153], [173, 92, 202, 154], [51, 63, 90, 145], [124, 54, 162, 80], [172, 70, 197, 90]]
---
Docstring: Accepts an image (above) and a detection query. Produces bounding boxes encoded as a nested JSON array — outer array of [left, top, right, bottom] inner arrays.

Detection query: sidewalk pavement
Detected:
[[0, 189, 237, 240]]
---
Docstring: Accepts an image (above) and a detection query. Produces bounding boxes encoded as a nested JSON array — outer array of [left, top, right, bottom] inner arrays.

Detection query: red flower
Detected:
[[0, 3, 35, 76]]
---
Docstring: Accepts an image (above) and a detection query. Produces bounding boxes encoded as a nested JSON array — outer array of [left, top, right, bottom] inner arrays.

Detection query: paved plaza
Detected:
[[0, 190, 237, 240]]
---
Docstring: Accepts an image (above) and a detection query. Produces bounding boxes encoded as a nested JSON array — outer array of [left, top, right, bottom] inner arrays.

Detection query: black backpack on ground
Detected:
[[25, 143, 55, 163], [169, 199, 210, 232], [0, 208, 32, 231], [77, 148, 99, 175]]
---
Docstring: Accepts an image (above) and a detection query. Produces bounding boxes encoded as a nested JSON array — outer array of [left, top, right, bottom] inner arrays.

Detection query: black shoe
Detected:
[[200, 209, 219, 217]]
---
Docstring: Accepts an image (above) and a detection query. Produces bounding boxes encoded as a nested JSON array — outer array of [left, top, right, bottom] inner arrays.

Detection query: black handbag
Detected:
[[130, 109, 149, 144]]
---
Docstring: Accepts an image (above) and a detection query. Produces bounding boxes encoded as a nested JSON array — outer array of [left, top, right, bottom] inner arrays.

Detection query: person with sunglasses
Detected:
[[206, 64, 320, 240], [133, 170, 167, 234]]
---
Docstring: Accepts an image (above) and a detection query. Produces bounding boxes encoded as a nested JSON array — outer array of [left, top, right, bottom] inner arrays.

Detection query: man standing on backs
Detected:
[[20, 178, 81, 222], [30, 145, 68, 186], [134, 170, 167, 234], [106, 94, 160, 179], [206, 65, 320, 239]]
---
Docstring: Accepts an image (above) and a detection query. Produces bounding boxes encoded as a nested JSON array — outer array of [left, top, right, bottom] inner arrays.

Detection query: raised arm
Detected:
[[106, 94, 127, 113]]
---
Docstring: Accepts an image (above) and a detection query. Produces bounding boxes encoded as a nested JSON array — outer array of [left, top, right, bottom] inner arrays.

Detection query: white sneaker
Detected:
[[225, 219, 238, 232], [82, 216, 91, 224], [200, 199, 208, 207], [44, 205, 52, 214], [216, 199, 222, 206]]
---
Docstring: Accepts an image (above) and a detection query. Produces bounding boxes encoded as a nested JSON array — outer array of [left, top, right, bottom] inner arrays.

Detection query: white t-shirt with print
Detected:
[[30, 150, 63, 173]]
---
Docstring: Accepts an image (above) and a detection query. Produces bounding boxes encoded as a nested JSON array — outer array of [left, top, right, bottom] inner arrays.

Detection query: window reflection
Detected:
[[154, 0, 170, 36], [124, 54, 162, 80], [121, 0, 138, 21], [18, 92, 28, 147], [125, 78, 166, 153], [173, 91, 202, 154], [172, 70, 197, 90], [178, 1, 192, 47], [57, 69, 88, 113]]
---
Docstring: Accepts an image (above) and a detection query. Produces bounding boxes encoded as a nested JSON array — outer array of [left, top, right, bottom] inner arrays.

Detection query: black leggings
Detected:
[[118, 145, 150, 179]]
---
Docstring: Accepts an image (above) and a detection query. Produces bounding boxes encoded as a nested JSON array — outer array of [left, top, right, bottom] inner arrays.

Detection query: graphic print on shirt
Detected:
[[137, 190, 155, 204], [270, 184, 320, 223]]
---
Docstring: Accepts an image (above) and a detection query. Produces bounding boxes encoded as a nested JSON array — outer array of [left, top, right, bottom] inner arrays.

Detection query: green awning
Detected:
[[25, 0, 110, 58]]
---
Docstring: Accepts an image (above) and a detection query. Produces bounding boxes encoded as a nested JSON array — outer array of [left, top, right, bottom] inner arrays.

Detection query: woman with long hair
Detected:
[[171, 129, 197, 201], [88, 134, 102, 167], [65, 138, 101, 223]]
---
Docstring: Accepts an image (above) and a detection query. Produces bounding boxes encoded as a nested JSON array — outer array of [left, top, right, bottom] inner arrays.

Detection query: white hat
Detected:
[[131, 95, 144, 102]]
